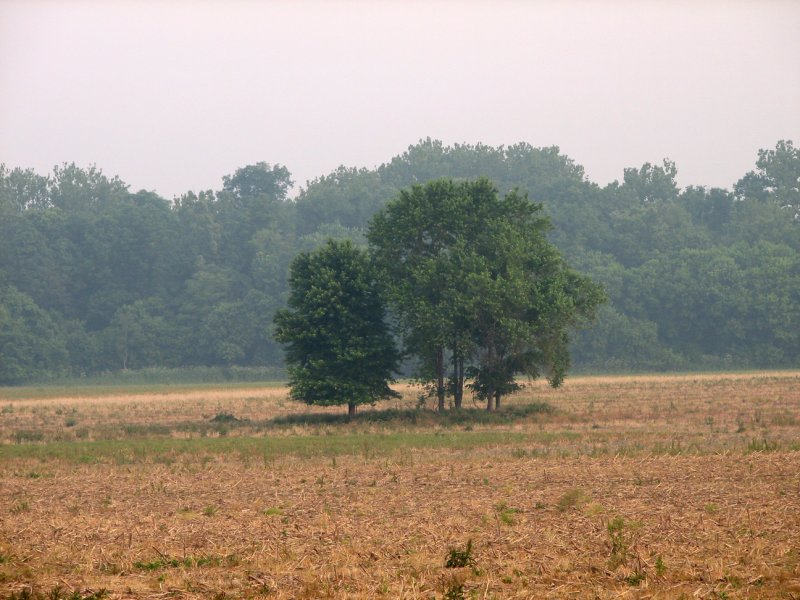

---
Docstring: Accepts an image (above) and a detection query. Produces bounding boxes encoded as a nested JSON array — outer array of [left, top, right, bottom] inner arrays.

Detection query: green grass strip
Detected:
[[0, 430, 541, 463]]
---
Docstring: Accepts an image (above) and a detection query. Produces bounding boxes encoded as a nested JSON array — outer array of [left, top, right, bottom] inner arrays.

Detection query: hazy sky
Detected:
[[1, 0, 799, 199]]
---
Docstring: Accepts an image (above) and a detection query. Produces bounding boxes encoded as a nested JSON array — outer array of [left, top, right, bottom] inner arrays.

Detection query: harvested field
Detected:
[[1, 372, 799, 599]]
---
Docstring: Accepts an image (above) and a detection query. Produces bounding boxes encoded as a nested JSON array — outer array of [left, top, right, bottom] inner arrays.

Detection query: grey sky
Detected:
[[1, 0, 799, 200]]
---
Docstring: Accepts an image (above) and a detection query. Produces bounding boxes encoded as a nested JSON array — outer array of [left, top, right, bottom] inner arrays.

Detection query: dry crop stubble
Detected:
[[0, 372, 799, 599]]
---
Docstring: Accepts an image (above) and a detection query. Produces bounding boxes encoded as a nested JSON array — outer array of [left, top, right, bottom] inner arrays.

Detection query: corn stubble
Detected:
[[1, 372, 799, 598]]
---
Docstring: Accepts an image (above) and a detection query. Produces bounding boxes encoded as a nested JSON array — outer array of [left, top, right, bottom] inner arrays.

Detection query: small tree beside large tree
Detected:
[[273, 239, 399, 417]]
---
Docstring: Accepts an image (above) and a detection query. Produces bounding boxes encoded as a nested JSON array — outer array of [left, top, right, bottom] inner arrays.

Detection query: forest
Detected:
[[0, 139, 798, 384]]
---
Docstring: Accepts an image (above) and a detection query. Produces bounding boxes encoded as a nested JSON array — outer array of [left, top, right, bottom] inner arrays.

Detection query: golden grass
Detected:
[[1, 372, 799, 599]]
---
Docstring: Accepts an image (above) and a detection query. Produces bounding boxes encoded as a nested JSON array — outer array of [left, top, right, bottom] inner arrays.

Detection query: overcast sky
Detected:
[[1, 0, 799, 199]]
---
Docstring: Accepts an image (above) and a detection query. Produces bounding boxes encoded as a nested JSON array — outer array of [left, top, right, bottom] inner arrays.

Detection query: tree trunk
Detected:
[[436, 347, 445, 411], [456, 356, 465, 409], [485, 335, 495, 411], [452, 344, 464, 409], [348, 402, 356, 418]]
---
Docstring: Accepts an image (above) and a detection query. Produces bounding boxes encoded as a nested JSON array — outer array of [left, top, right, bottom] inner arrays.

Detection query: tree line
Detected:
[[0, 140, 798, 384]]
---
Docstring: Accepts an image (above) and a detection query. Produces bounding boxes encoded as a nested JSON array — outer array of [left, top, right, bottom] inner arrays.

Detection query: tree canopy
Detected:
[[368, 178, 605, 410], [273, 240, 399, 416]]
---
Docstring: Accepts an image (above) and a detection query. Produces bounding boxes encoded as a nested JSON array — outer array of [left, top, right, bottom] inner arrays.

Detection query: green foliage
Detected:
[[495, 502, 519, 525], [222, 162, 292, 201], [654, 554, 667, 576], [294, 166, 391, 235], [210, 412, 241, 424], [442, 581, 466, 600], [557, 488, 590, 512], [132, 554, 225, 571], [368, 177, 605, 410], [274, 240, 400, 414], [746, 438, 779, 453], [0, 431, 531, 464], [623, 159, 679, 204], [625, 571, 646, 586], [13, 430, 45, 443], [445, 540, 475, 568], [607, 517, 628, 564], [735, 139, 799, 215], [269, 402, 552, 428], [607, 516, 643, 574], [0, 286, 69, 384], [1, 140, 798, 383]]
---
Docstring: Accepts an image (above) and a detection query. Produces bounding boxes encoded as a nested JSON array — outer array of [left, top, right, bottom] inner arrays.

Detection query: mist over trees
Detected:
[[0, 140, 798, 384]]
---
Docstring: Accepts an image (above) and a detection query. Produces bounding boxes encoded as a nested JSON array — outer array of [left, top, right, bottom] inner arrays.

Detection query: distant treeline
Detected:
[[1, 139, 798, 384]]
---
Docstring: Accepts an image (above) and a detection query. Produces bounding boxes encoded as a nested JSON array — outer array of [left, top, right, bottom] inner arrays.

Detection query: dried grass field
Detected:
[[1, 372, 799, 599]]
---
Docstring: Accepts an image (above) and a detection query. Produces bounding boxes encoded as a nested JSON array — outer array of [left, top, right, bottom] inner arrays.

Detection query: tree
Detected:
[[0, 165, 49, 213], [49, 162, 129, 212], [222, 162, 293, 202], [368, 179, 479, 410], [455, 186, 605, 409], [215, 162, 296, 272], [734, 140, 800, 217], [0, 286, 68, 384], [622, 159, 679, 204], [273, 239, 400, 417], [103, 299, 171, 370], [369, 178, 605, 410], [293, 166, 393, 235]]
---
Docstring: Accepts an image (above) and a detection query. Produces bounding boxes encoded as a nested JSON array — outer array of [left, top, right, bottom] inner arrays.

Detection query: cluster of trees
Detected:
[[1, 140, 798, 384], [276, 180, 604, 413]]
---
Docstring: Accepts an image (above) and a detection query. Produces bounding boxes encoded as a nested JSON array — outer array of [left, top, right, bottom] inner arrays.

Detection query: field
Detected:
[[1, 372, 799, 599]]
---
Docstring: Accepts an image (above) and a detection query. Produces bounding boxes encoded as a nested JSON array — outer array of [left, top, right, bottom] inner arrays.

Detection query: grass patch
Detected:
[[10, 501, 30, 514], [0, 431, 533, 463], [210, 412, 244, 424], [268, 403, 553, 428], [12, 430, 45, 444], [495, 502, 520, 525], [746, 438, 780, 453], [133, 554, 227, 571], [557, 488, 590, 512]]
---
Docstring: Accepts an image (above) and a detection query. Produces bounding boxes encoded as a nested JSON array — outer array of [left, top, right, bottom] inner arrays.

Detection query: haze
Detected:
[[1, 0, 799, 199]]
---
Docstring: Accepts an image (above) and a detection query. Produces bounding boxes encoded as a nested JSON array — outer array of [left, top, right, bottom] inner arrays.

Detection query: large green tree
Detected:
[[368, 178, 605, 410], [368, 179, 478, 410], [462, 212, 606, 409], [273, 239, 400, 416]]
